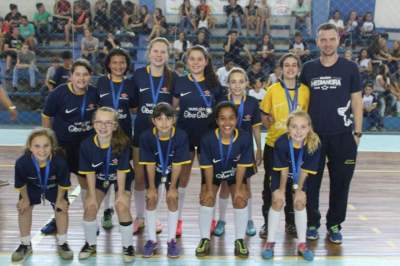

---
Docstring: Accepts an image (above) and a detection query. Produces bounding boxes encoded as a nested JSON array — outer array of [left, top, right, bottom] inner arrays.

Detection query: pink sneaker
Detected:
[[133, 217, 145, 235], [176, 219, 183, 238], [210, 219, 217, 235]]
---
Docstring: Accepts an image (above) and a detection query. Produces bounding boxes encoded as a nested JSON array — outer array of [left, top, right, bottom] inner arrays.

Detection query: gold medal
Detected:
[[292, 184, 299, 190]]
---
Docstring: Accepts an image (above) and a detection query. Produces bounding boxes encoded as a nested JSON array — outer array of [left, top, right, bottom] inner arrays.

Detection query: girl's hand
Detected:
[[294, 189, 306, 207], [55, 198, 69, 213], [146, 188, 158, 204], [272, 189, 285, 205], [17, 198, 30, 214], [234, 188, 247, 205], [200, 190, 214, 205], [167, 188, 178, 203], [255, 148, 262, 166]]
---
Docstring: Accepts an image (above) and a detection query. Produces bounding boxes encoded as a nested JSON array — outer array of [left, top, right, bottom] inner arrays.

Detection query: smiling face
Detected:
[[149, 41, 169, 68], [70, 65, 91, 91], [109, 55, 127, 78], [29, 135, 52, 163], [288, 116, 310, 144], [152, 114, 175, 136], [216, 106, 237, 137], [228, 71, 247, 97], [316, 29, 339, 57], [282, 56, 299, 80], [93, 110, 118, 140], [187, 49, 208, 76]]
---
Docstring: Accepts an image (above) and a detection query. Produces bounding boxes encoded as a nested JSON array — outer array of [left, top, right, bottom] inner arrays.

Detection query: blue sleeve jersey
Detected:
[[96, 75, 136, 138], [139, 127, 191, 176], [299, 57, 361, 135], [78, 135, 131, 180], [199, 129, 253, 182], [42, 83, 98, 143]]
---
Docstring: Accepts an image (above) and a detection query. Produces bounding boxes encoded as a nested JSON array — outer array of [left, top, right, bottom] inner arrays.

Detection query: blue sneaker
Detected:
[[143, 240, 157, 258], [297, 243, 314, 261], [167, 239, 179, 258], [246, 220, 256, 236], [328, 225, 342, 244], [213, 220, 225, 236], [41, 218, 57, 235], [306, 226, 319, 240], [261, 242, 274, 259]]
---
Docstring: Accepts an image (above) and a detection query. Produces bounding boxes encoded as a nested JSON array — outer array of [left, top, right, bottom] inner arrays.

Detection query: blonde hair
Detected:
[[147, 37, 170, 58], [286, 110, 320, 154], [25, 127, 59, 156], [227, 67, 249, 83]]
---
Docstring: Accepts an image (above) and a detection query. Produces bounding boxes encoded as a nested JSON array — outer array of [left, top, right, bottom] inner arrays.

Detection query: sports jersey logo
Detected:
[[111, 158, 118, 165], [243, 114, 252, 121], [68, 121, 93, 133], [310, 76, 342, 90], [180, 92, 191, 97], [120, 93, 129, 99], [216, 168, 235, 180], [204, 90, 211, 96], [65, 107, 78, 114], [140, 87, 150, 93], [87, 104, 96, 111], [183, 108, 209, 119], [141, 105, 154, 114], [212, 158, 222, 164], [160, 87, 170, 94], [100, 93, 109, 98], [337, 100, 353, 127], [92, 162, 103, 168]]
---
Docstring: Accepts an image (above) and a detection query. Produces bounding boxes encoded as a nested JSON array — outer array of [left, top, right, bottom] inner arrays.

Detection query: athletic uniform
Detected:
[[300, 57, 360, 230], [42, 83, 98, 174]]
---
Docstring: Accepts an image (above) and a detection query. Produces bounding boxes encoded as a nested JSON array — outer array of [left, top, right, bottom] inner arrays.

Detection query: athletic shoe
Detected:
[[210, 219, 217, 235], [143, 240, 157, 258], [167, 239, 179, 258], [123, 245, 135, 262], [133, 217, 145, 235], [11, 244, 32, 262], [156, 219, 163, 234], [297, 242, 314, 261], [306, 226, 319, 240], [246, 220, 256, 236], [285, 223, 297, 236], [259, 224, 268, 239], [195, 238, 210, 257], [0, 179, 9, 186], [41, 218, 57, 235], [234, 239, 249, 258], [327, 225, 343, 244], [176, 219, 183, 238], [213, 220, 226, 236], [79, 242, 96, 260], [261, 242, 275, 259], [57, 242, 73, 260], [102, 208, 114, 230]]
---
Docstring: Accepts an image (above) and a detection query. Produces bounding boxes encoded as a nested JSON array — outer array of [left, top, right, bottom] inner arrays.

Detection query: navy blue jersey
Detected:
[[221, 95, 262, 133], [199, 129, 253, 181], [273, 133, 320, 177], [299, 57, 361, 135], [43, 83, 98, 143], [49, 66, 70, 88], [79, 135, 131, 181], [139, 127, 191, 176], [96, 75, 136, 138], [15, 153, 71, 192], [132, 66, 176, 143], [174, 75, 225, 146]]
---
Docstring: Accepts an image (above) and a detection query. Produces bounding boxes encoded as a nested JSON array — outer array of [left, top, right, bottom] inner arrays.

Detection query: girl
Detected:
[[139, 103, 191, 258], [147, 8, 168, 41], [214, 68, 262, 237], [12, 128, 72, 262], [96, 48, 135, 230], [78, 107, 135, 262], [261, 110, 320, 261], [259, 53, 310, 238], [173, 45, 224, 238], [132, 37, 176, 235], [196, 101, 253, 258], [42, 59, 98, 235]]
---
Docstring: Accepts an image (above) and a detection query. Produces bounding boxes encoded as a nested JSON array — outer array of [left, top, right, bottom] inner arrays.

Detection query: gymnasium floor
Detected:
[[0, 130, 399, 265]]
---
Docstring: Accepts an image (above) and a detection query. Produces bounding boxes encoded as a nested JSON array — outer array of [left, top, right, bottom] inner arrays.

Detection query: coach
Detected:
[[299, 23, 363, 244]]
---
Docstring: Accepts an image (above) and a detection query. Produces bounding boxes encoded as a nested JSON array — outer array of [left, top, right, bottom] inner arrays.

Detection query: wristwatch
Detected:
[[353, 132, 362, 138]]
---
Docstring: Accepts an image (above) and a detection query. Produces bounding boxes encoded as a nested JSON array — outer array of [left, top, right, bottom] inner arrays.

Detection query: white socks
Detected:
[[145, 209, 157, 242], [57, 234, 67, 245], [267, 208, 282, 243], [168, 210, 179, 241], [199, 206, 214, 239], [218, 197, 229, 221], [83, 220, 97, 245], [295, 209, 307, 243], [247, 197, 253, 220], [120, 223, 133, 247], [20, 235, 31, 245], [234, 206, 248, 240], [103, 187, 112, 210], [178, 187, 186, 219], [134, 189, 145, 219]]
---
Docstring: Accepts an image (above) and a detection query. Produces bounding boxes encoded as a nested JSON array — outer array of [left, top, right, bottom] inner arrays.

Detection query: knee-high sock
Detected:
[[83, 220, 97, 246], [168, 210, 179, 241], [57, 234, 67, 245], [234, 206, 248, 240], [199, 206, 214, 239], [295, 209, 307, 243], [134, 189, 145, 219], [218, 197, 229, 221], [267, 208, 282, 243], [120, 222, 133, 247], [247, 197, 253, 220], [145, 209, 157, 242], [178, 187, 186, 219]]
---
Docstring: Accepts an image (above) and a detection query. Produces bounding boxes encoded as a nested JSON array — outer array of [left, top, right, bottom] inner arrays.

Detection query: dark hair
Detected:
[[214, 101, 238, 121], [61, 50, 72, 60], [152, 102, 176, 119], [175, 61, 185, 69], [364, 82, 373, 89], [71, 59, 93, 74], [317, 23, 338, 36], [104, 48, 131, 75], [36, 3, 44, 9], [223, 57, 234, 65], [21, 15, 28, 20], [10, 4, 17, 10], [278, 53, 302, 69]]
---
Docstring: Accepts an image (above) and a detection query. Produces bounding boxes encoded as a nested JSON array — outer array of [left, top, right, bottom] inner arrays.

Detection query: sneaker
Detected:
[[176, 219, 183, 238], [297, 242, 314, 261], [79, 242, 96, 260], [143, 240, 157, 258], [123, 245, 135, 262], [133, 217, 145, 235], [156, 220, 163, 234], [213, 220, 225, 237], [210, 219, 217, 235], [328, 225, 343, 244], [234, 239, 249, 258], [0, 179, 9, 186], [41, 218, 57, 235], [246, 220, 256, 237], [57, 242, 73, 260], [11, 244, 32, 262], [102, 208, 114, 230], [306, 226, 319, 240], [167, 239, 179, 258], [259, 224, 268, 239], [285, 223, 297, 237], [261, 242, 274, 260], [195, 238, 210, 257]]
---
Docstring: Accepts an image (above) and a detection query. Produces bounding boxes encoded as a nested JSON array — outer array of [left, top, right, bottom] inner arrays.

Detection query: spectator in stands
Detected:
[[248, 77, 266, 101], [357, 48, 373, 84], [216, 57, 235, 88], [110, 0, 124, 30], [48, 51, 72, 90], [0, 17, 10, 52], [3, 26, 24, 72], [344, 49, 353, 61], [291, 0, 310, 36], [33, 3, 51, 45], [64, 3, 90, 46], [343, 10, 359, 47], [174, 61, 186, 77], [192, 30, 210, 51], [5, 4, 22, 27], [74, 0, 91, 18], [179, 0, 196, 33], [224, 0, 244, 34], [195, 9, 211, 34], [256, 33, 275, 74], [93, 0, 109, 31], [18, 16, 36, 51], [12, 43, 37, 91], [126, 5, 151, 35], [103, 31, 121, 55], [389, 40, 400, 74], [289, 31, 310, 63], [45, 56, 61, 92], [374, 64, 397, 117], [53, 0, 72, 33], [360, 12, 375, 40], [81, 27, 99, 66], [195, 0, 215, 30], [123, 1, 139, 31], [259, 0, 270, 36], [369, 35, 393, 64], [328, 10, 345, 41], [391, 73, 400, 116], [247, 59, 264, 86], [363, 83, 384, 131], [147, 8, 168, 41], [245, 0, 259, 36], [173, 32, 191, 61], [266, 65, 282, 87], [224, 30, 252, 69]]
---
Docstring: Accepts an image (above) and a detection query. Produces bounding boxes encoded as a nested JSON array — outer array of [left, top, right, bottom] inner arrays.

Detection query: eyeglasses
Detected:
[[93, 120, 116, 127]]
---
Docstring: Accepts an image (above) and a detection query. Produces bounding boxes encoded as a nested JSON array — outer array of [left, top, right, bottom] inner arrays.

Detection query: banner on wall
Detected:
[[374, 0, 400, 28]]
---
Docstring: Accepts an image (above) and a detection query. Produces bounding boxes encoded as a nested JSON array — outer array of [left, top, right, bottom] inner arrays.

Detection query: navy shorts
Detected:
[[201, 172, 248, 187], [144, 171, 179, 191], [59, 141, 82, 176], [95, 170, 134, 194], [22, 185, 69, 205]]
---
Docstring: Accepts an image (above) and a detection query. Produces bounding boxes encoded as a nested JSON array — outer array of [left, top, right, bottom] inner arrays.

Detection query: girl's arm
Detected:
[[297, 170, 308, 191], [170, 164, 182, 189], [252, 125, 262, 165], [278, 168, 289, 192]]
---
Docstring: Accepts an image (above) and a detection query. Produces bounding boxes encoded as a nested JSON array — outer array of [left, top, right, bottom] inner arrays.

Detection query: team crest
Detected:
[[244, 114, 252, 121], [111, 158, 118, 165], [121, 93, 128, 99], [204, 90, 210, 96]]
